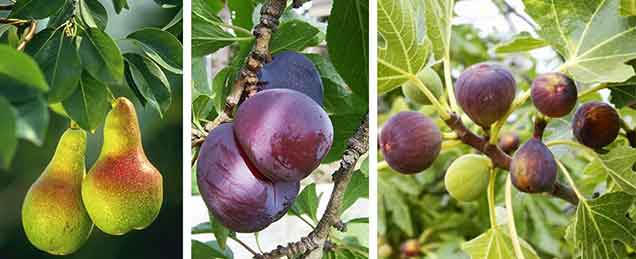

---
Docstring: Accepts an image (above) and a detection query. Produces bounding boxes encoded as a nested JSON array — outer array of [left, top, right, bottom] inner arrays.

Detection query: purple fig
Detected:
[[380, 111, 441, 174], [510, 138, 557, 193], [531, 72, 577, 118], [572, 101, 620, 149], [455, 63, 516, 128]]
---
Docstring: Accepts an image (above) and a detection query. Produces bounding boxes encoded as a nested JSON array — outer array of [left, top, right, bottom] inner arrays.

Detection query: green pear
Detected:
[[82, 97, 163, 235], [22, 128, 93, 255]]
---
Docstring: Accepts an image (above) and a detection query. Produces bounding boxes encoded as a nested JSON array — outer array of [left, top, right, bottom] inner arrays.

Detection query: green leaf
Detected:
[[227, 0, 256, 29], [305, 54, 367, 163], [79, 0, 108, 30], [269, 19, 320, 54], [596, 146, 636, 194], [124, 53, 172, 117], [566, 192, 636, 258], [0, 45, 49, 92], [112, 0, 129, 14], [609, 61, 636, 108], [210, 215, 231, 249], [0, 24, 16, 39], [10, 0, 66, 19], [525, 0, 636, 84], [62, 72, 111, 131], [128, 28, 183, 74], [424, 0, 453, 60], [0, 96, 17, 170], [192, 57, 211, 99], [212, 67, 232, 114], [340, 172, 369, 214], [48, 0, 75, 29], [620, 0, 636, 16], [327, 0, 368, 99], [495, 32, 548, 54], [192, 240, 233, 259], [379, 176, 413, 236], [79, 28, 125, 84], [378, 0, 430, 94], [192, 0, 252, 57], [15, 96, 49, 146], [31, 29, 82, 103], [462, 225, 540, 259], [290, 183, 320, 222]]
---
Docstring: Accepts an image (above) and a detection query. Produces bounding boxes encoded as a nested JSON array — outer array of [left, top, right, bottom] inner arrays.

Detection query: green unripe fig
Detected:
[[444, 154, 491, 202], [82, 97, 163, 235], [22, 128, 93, 255], [402, 67, 443, 105]]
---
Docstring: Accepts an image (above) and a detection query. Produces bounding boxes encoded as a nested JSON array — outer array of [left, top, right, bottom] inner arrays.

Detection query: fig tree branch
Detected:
[[254, 114, 369, 259], [443, 113, 579, 205]]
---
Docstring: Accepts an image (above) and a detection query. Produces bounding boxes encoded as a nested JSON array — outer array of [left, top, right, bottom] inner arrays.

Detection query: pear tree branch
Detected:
[[254, 114, 369, 259]]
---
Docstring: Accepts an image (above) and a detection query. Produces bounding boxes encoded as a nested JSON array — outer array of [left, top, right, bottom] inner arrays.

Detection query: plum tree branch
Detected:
[[0, 3, 12, 11], [254, 114, 369, 259], [207, 0, 288, 130], [443, 113, 579, 205]]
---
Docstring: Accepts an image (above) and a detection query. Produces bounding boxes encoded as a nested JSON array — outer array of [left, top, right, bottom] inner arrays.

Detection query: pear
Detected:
[[82, 97, 163, 235], [22, 128, 93, 255]]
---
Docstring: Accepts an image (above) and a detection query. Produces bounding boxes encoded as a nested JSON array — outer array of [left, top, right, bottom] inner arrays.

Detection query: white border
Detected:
[[368, 0, 378, 257], [182, 0, 192, 257]]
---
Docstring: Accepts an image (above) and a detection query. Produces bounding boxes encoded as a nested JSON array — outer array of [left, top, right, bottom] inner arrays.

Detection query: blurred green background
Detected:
[[0, 0, 183, 258]]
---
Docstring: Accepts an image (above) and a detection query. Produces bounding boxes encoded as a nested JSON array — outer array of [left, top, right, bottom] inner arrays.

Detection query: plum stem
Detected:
[[443, 113, 580, 205], [254, 114, 369, 259], [17, 20, 37, 51]]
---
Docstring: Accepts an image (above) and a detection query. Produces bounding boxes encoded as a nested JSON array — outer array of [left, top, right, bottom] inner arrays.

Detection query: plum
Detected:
[[197, 123, 300, 233], [510, 138, 557, 193], [498, 132, 520, 154], [258, 51, 324, 105], [402, 67, 443, 105], [455, 63, 516, 128], [380, 111, 441, 174], [531, 72, 577, 118], [234, 89, 333, 182], [573, 101, 620, 149]]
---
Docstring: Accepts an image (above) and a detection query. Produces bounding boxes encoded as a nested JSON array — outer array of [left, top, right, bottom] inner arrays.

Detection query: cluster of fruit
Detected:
[[22, 97, 163, 255], [381, 63, 621, 200], [196, 52, 334, 233]]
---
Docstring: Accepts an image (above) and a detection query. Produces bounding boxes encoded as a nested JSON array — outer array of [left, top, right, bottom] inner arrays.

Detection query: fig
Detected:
[[380, 111, 441, 174], [444, 154, 491, 202], [234, 89, 333, 182], [455, 63, 516, 128], [82, 97, 163, 235], [400, 239, 420, 258], [258, 51, 324, 105], [197, 123, 300, 233], [402, 67, 443, 105], [498, 132, 520, 154], [22, 128, 93, 255], [572, 101, 620, 149], [510, 138, 557, 193], [531, 72, 577, 117]]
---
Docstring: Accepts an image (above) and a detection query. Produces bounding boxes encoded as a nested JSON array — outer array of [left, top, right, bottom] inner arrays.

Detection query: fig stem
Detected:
[[533, 116, 548, 140], [556, 160, 585, 202], [505, 175, 526, 259], [577, 83, 608, 99], [410, 74, 450, 120], [487, 169, 497, 228], [442, 132, 458, 140]]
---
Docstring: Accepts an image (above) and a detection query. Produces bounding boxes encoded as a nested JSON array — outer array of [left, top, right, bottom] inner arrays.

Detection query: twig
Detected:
[[17, 20, 36, 51], [443, 113, 579, 204], [254, 114, 369, 259], [0, 18, 29, 25], [230, 236, 259, 256], [0, 3, 12, 11], [211, 0, 287, 127], [501, 0, 537, 32]]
